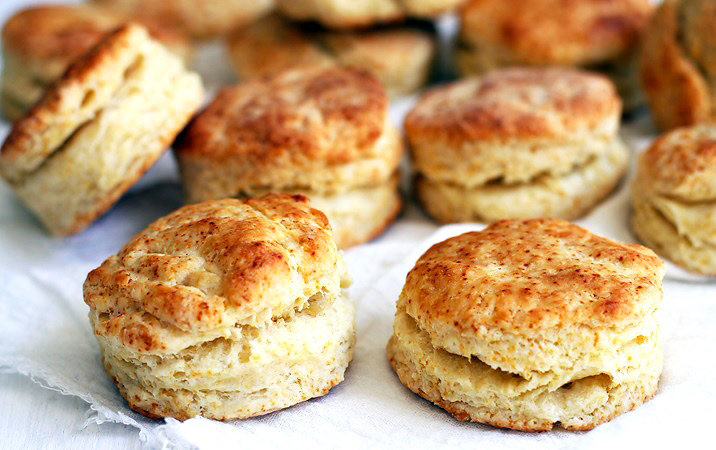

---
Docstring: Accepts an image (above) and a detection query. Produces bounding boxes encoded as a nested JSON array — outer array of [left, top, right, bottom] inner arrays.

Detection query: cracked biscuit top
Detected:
[[84, 195, 343, 354], [399, 219, 664, 344]]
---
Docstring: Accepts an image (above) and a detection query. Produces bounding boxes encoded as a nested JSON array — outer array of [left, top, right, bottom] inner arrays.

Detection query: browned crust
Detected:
[[639, 0, 711, 130], [84, 194, 338, 351], [405, 67, 620, 146], [1, 5, 189, 62], [460, 0, 653, 66], [637, 124, 716, 201], [386, 336, 658, 432], [176, 66, 387, 163], [400, 219, 664, 335]]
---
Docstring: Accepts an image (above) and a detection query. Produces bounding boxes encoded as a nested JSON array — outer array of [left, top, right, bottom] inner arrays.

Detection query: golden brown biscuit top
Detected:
[[2, 5, 188, 61], [405, 68, 620, 145], [84, 195, 341, 352], [639, 124, 716, 201], [399, 219, 664, 337], [460, 0, 652, 65], [176, 66, 388, 165]]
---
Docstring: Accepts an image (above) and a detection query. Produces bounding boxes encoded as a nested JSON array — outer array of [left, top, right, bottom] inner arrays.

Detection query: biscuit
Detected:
[[228, 15, 435, 97], [175, 66, 403, 248], [1, 5, 192, 122], [387, 219, 665, 431], [640, 0, 716, 130], [457, 0, 653, 111], [275, 0, 464, 29], [84, 194, 355, 420], [0, 24, 204, 236], [631, 123, 716, 275], [405, 67, 628, 223], [90, 0, 273, 38]]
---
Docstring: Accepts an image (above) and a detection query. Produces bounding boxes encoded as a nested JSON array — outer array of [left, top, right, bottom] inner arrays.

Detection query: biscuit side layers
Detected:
[[387, 307, 661, 431], [417, 140, 628, 223]]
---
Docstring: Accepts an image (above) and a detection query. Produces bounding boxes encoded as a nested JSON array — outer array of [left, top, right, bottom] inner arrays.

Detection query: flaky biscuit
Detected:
[[388, 219, 664, 431], [631, 123, 716, 275], [0, 24, 204, 236], [275, 0, 464, 29], [457, 0, 652, 111], [89, 0, 273, 38], [640, 0, 716, 130], [405, 68, 626, 222], [228, 15, 435, 97], [84, 195, 355, 420], [175, 66, 402, 248], [417, 141, 628, 223], [0, 5, 191, 121]]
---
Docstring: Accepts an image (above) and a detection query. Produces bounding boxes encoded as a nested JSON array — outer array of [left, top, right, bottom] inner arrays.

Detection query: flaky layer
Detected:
[[632, 180, 716, 276], [99, 292, 355, 420], [416, 140, 628, 223], [388, 307, 661, 431], [301, 175, 402, 248]]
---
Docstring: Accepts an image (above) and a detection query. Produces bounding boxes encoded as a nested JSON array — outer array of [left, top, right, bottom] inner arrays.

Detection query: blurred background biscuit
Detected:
[[388, 219, 664, 431], [405, 67, 628, 223], [632, 123, 716, 275], [457, 0, 653, 112], [228, 15, 436, 97], [0, 24, 204, 236], [175, 66, 402, 248], [640, 0, 716, 130], [89, 0, 274, 39], [275, 0, 465, 29], [1, 4, 192, 122], [84, 194, 355, 420]]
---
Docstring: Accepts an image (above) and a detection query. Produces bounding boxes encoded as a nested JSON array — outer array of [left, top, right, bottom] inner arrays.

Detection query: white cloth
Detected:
[[0, 2, 714, 447], [1, 117, 715, 449]]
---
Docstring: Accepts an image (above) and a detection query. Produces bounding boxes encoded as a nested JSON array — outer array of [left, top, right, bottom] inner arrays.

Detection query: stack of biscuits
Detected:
[[0, 0, 690, 432]]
